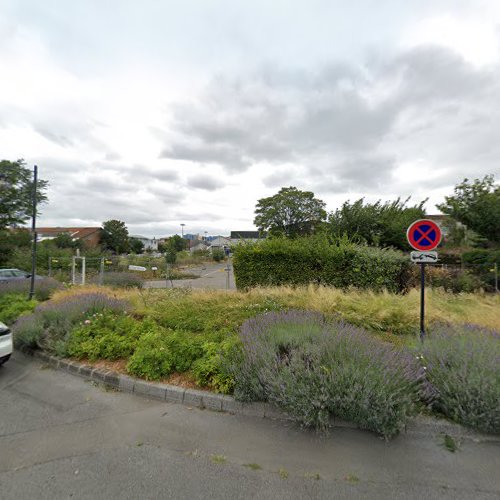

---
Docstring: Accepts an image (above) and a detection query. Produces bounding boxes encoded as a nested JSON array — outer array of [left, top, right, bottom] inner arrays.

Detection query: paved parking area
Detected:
[[1, 352, 499, 499], [144, 261, 236, 290]]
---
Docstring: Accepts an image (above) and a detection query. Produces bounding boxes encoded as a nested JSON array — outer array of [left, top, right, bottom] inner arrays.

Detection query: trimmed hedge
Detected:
[[233, 237, 412, 292]]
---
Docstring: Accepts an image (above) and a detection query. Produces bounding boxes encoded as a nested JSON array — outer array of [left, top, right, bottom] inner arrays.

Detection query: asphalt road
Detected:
[[144, 261, 236, 290], [1, 353, 499, 500]]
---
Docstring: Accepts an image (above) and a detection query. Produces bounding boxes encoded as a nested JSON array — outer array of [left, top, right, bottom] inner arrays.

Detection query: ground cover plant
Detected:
[[0, 277, 61, 325], [0, 294, 37, 325], [232, 310, 423, 438]]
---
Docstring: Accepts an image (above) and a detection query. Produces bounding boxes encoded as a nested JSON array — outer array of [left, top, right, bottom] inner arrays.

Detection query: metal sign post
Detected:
[[226, 262, 231, 290], [407, 219, 443, 342], [28, 165, 38, 300], [420, 263, 425, 341]]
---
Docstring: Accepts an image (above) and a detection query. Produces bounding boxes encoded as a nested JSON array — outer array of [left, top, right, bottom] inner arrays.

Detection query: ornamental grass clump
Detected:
[[233, 310, 423, 438], [419, 325, 500, 434], [13, 292, 130, 354]]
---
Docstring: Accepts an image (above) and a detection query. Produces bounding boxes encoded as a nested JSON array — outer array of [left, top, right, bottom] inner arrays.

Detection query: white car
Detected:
[[0, 322, 13, 365]]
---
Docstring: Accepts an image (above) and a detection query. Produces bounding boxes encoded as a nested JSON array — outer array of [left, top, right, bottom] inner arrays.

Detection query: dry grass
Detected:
[[50, 284, 500, 342]]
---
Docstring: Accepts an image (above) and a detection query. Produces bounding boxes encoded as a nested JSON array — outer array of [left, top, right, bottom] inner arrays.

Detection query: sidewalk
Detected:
[[1, 352, 499, 499]]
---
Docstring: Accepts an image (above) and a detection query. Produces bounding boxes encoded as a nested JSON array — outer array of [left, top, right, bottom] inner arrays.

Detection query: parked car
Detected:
[[0, 322, 12, 366], [0, 268, 43, 282]]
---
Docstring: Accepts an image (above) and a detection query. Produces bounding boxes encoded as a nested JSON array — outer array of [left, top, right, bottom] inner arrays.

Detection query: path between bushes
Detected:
[[1, 352, 499, 500]]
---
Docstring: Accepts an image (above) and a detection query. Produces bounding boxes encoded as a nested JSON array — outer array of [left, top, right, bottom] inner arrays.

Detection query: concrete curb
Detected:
[[29, 349, 499, 442]]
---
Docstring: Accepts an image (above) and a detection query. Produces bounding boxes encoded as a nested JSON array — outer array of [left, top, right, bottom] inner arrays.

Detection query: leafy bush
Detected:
[[66, 311, 141, 360], [102, 272, 144, 289], [13, 292, 130, 352], [462, 249, 500, 291], [211, 248, 225, 262], [419, 325, 500, 433], [0, 277, 61, 301], [421, 267, 485, 293], [462, 249, 500, 267], [127, 327, 204, 380], [0, 294, 37, 325], [232, 236, 412, 293], [191, 337, 239, 394], [232, 311, 422, 438]]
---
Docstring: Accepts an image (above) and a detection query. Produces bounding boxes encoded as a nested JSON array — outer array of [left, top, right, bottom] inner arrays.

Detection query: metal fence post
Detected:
[[99, 257, 104, 285], [81, 257, 86, 285]]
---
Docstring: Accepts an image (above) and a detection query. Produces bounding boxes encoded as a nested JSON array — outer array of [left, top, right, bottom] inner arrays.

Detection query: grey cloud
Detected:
[[172, 210, 224, 221], [311, 156, 396, 194], [33, 126, 73, 147], [160, 46, 500, 192], [262, 167, 299, 188], [186, 173, 224, 191], [104, 152, 121, 161], [148, 184, 185, 201], [161, 143, 250, 170]]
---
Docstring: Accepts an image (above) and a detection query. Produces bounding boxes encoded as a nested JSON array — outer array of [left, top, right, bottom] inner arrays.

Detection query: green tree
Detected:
[[101, 220, 129, 254], [170, 234, 187, 252], [0, 159, 48, 230], [159, 235, 187, 254], [129, 237, 145, 254], [254, 186, 327, 238], [328, 197, 426, 250], [437, 175, 500, 244], [53, 232, 83, 250]]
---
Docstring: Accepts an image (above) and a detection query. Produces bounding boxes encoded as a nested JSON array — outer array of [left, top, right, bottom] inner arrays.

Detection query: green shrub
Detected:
[[422, 267, 485, 293], [66, 311, 142, 360], [462, 249, 500, 291], [0, 294, 37, 325], [233, 311, 422, 438], [462, 249, 500, 266], [127, 327, 204, 380], [191, 337, 239, 394], [419, 325, 500, 433], [13, 319, 45, 350], [232, 236, 411, 293], [212, 248, 225, 262]]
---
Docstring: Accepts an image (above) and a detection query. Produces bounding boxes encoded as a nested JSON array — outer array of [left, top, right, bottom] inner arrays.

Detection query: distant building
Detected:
[[36, 227, 102, 248], [209, 236, 232, 251], [230, 231, 266, 239], [426, 215, 463, 237], [184, 233, 202, 241], [129, 235, 158, 251], [190, 241, 210, 253]]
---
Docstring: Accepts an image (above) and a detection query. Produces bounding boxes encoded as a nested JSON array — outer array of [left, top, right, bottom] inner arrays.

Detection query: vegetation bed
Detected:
[[7, 285, 500, 437]]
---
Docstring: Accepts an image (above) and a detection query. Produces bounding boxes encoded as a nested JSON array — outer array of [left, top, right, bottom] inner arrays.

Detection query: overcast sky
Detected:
[[1, 0, 499, 237]]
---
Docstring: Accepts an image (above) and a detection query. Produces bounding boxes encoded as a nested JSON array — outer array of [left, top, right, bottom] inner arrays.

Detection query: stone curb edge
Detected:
[[27, 349, 499, 441]]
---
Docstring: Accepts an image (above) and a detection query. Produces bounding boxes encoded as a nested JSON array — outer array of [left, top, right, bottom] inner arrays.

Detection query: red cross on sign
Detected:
[[406, 219, 442, 251]]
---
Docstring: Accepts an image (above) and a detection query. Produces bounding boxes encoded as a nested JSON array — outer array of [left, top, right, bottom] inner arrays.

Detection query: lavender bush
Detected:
[[0, 277, 61, 301], [102, 272, 144, 289], [419, 325, 500, 433], [13, 292, 130, 355], [233, 311, 423, 438]]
